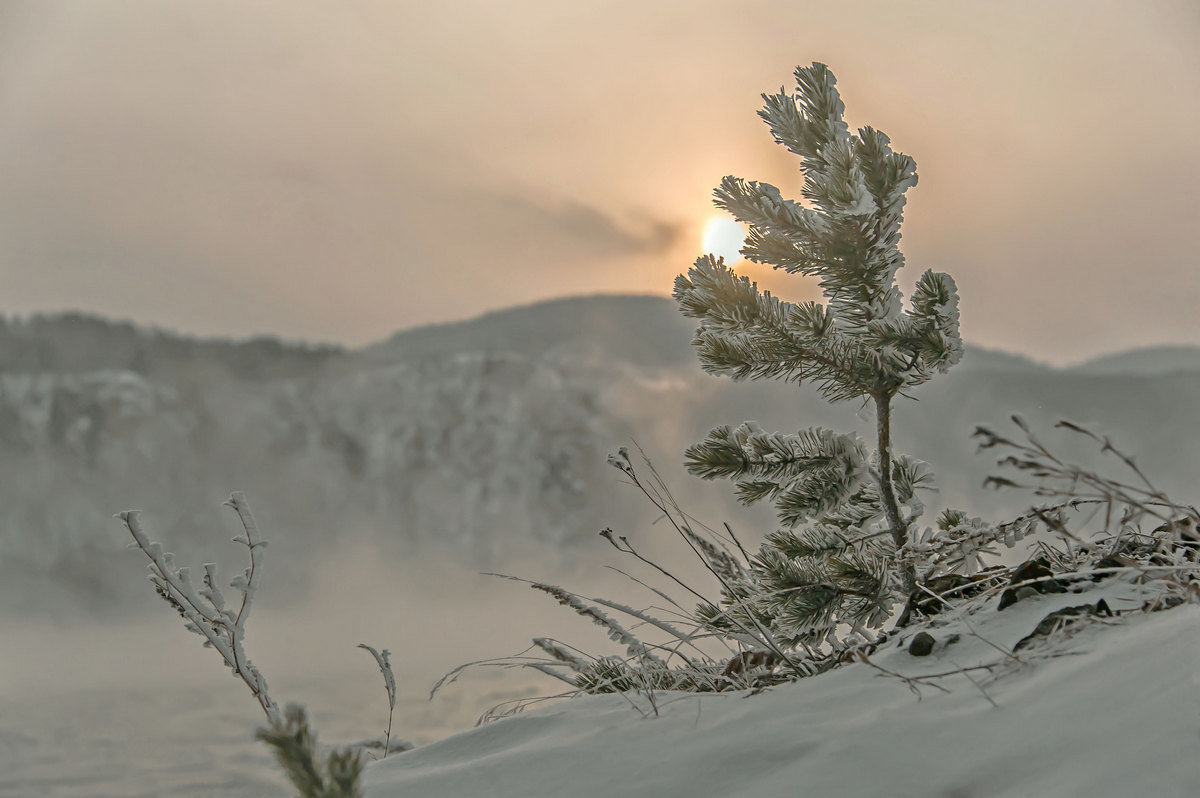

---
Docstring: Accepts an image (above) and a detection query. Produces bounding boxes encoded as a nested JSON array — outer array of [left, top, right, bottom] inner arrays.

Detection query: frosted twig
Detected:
[[604, 451, 804, 677], [853, 650, 951, 697], [602, 565, 689, 614], [953, 660, 999, 708], [477, 692, 576, 726], [117, 492, 279, 722], [599, 530, 712, 606], [959, 611, 1024, 665], [855, 649, 1003, 701], [528, 581, 666, 667], [357, 644, 397, 758]]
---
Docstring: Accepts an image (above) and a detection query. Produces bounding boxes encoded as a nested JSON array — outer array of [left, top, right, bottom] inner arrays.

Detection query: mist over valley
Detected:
[[3, 295, 1197, 614]]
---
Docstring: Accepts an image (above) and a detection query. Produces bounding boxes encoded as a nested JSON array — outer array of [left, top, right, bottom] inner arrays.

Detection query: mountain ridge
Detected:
[[1068, 344, 1200, 375], [6, 295, 1196, 375]]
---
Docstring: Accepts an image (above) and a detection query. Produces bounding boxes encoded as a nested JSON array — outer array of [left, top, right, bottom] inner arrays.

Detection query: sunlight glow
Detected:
[[702, 216, 746, 263]]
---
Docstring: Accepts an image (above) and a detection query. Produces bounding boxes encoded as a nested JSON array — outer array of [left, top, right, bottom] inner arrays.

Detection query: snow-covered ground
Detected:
[[367, 582, 1199, 798]]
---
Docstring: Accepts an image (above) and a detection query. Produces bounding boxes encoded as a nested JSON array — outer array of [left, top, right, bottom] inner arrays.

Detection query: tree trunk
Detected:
[[874, 391, 915, 595]]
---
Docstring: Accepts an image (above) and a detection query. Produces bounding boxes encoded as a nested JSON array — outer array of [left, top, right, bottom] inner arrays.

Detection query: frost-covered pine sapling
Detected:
[[117, 491, 279, 722], [674, 63, 963, 647]]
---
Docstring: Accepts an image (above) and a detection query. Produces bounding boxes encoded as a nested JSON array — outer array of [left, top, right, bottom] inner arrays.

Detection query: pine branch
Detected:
[[854, 125, 918, 218], [684, 424, 871, 527], [675, 255, 877, 397], [790, 61, 850, 150], [713, 176, 828, 243]]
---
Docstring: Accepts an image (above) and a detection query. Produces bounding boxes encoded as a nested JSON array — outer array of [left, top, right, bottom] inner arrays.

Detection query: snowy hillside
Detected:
[[0, 348, 657, 609], [367, 588, 1199, 798], [4, 296, 1200, 610]]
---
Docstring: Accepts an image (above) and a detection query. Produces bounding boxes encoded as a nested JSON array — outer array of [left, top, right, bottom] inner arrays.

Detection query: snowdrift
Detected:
[[366, 589, 1199, 798]]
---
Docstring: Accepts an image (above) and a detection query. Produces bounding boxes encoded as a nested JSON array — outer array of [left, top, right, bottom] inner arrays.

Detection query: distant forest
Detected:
[[0, 313, 347, 380]]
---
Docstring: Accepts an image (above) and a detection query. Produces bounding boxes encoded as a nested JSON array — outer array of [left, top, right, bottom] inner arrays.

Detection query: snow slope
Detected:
[[367, 586, 1200, 798]]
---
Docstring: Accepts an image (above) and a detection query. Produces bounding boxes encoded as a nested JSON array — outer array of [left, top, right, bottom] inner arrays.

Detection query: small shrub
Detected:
[[257, 704, 365, 798], [117, 492, 280, 720], [119, 493, 390, 794]]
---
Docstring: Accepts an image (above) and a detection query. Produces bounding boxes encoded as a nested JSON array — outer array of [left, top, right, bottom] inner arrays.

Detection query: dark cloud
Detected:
[[464, 193, 681, 259]]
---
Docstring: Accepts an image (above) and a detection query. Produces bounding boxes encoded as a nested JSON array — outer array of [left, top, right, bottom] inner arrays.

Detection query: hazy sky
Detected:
[[1, 1, 1196, 364]]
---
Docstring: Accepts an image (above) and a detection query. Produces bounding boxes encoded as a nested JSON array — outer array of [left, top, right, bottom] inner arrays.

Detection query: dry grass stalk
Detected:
[[357, 643, 398, 758]]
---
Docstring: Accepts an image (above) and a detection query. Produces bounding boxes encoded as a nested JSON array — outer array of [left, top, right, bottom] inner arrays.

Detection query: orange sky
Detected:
[[0, 0, 1197, 364]]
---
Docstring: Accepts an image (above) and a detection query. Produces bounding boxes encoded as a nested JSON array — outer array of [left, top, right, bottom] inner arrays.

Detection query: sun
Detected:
[[701, 216, 746, 263]]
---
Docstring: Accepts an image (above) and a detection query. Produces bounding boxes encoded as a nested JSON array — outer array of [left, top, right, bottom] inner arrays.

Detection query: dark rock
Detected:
[[1142, 594, 1187, 612], [908, 631, 936, 657], [999, 558, 1068, 610], [997, 588, 1022, 611], [911, 567, 1007, 620], [1013, 600, 1111, 652], [1092, 553, 1136, 580], [1011, 558, 1052, 581], [722, 650, 779, 679], [715, 650, 786, 691], [919, 574, 973, 612], [1152, 516, 1200, 544]]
